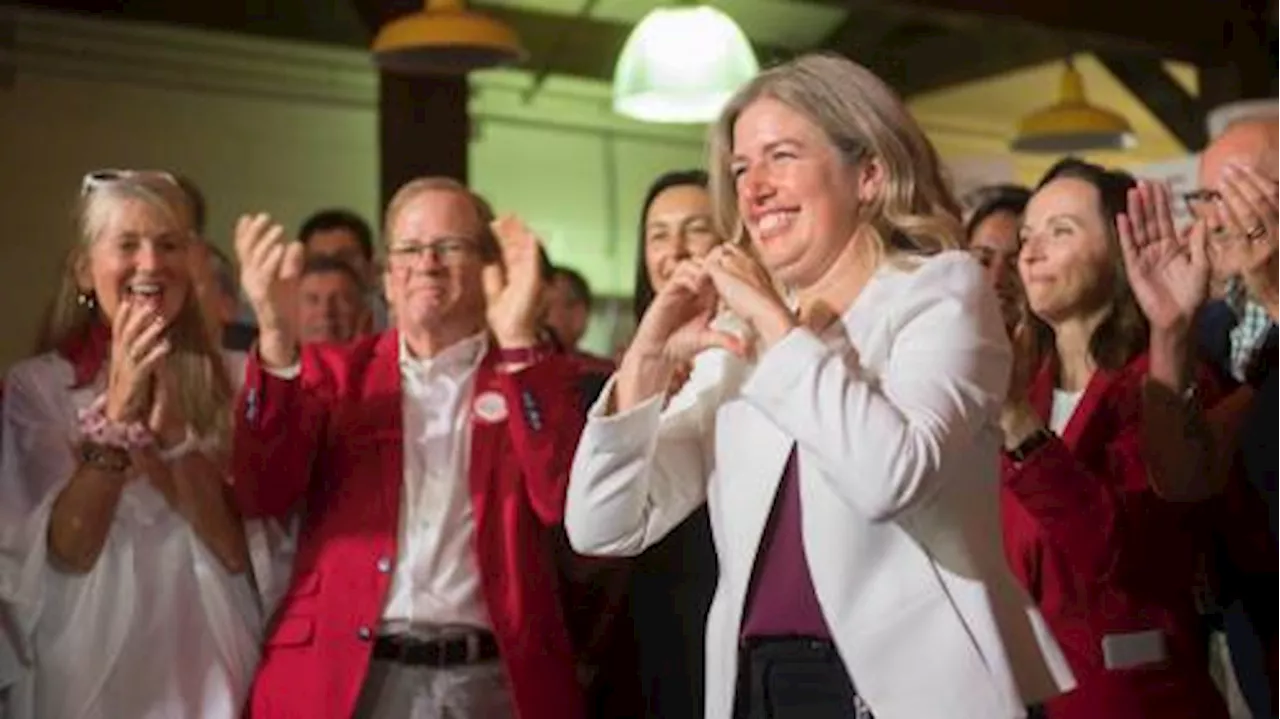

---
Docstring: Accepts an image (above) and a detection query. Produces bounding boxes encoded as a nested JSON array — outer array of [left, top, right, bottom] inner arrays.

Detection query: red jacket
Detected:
[[1001, 354, 1228, 719], [231, 331, 586, 719]]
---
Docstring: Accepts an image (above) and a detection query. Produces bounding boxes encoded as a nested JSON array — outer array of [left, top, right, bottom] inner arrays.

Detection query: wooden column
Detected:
[[378, 70, 470, 215]]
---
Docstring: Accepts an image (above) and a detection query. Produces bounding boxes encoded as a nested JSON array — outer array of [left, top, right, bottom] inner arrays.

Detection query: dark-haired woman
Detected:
[[1000, 158, 1229, 719], [625, 169, 723, 719], [965, 184, 1032, 331]]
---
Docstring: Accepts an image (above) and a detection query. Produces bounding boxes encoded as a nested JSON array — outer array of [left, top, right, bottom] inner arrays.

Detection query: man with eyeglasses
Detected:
[[1187, 114, 1278, 719], [229, 177, 585, 719]]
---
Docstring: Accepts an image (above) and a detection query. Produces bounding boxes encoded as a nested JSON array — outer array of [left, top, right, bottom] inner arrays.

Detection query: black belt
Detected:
[[373, 630, 499, 667]]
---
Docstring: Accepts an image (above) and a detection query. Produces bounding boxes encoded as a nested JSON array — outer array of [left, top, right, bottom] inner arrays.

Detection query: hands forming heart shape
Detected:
[[630, 244, 796, 369]]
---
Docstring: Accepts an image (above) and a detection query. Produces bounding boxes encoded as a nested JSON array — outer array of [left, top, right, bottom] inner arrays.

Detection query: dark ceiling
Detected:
[[6, 0, 1277, 149]]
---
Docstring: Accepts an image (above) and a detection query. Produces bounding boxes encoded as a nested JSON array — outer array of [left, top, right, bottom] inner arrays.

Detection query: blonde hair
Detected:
[[383, 176, 499, 261], [44, 174, 232, 443], [708, 53, 963, 266]]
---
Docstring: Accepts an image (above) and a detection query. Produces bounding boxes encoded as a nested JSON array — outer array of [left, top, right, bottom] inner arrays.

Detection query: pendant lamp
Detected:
[[372, 0, 526, 75], [1011, 59, 1136, 153], [612, 3, 759, 124]]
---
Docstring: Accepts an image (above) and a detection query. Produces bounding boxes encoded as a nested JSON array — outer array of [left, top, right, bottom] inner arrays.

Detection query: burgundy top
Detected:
[[741, 449, 832, 639]]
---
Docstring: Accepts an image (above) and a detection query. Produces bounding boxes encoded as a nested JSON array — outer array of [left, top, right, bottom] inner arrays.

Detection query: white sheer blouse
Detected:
[[0, 350, 288, 719]]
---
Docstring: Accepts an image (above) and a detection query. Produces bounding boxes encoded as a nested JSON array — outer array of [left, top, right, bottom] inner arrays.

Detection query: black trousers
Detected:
[[733, 637, 871, 719]]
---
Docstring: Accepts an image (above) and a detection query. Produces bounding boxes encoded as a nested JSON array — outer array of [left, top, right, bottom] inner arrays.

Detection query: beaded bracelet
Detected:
[[76, 394, 154, 451]]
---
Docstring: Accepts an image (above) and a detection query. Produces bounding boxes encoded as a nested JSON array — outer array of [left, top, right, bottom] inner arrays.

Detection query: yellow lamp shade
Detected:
[[372, 0, 526, 75], [613, 5, 759, 124], [1012, 62, 1136, 153]]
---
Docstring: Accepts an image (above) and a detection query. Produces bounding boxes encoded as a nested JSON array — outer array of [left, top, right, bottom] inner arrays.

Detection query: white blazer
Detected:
[[566, 252, 1074, 719]]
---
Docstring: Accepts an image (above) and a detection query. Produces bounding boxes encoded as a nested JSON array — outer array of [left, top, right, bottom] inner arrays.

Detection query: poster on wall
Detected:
[[1129, 154, 1200, 229]]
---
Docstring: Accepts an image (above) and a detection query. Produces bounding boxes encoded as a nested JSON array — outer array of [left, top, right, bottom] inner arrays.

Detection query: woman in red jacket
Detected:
[[1000, 158, 1227, 719]]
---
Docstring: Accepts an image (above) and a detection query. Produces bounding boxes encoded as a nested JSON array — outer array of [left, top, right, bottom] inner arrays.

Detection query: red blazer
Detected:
[[1001, 354, 1228, 719], [231, 331, 586, 719]]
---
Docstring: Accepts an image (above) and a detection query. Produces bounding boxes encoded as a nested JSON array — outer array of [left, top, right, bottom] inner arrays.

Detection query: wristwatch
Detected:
[[1005, 427, 1054, 463]]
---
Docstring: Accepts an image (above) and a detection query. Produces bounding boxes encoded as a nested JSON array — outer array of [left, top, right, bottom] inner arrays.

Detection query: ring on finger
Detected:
[[1246, 224, 1267, 241]]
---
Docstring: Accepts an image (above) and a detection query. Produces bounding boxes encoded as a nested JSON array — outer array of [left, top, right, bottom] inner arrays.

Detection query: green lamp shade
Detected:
[[612, 6, 760, 124]]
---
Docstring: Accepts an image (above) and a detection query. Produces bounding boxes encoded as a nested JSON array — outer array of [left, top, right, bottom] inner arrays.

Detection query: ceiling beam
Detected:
[[805, 0, 1241, 63], [848, 23, 1070, 97], [888, 0, 1243, 62], [815, 1, 1089, 98], [1200, 11, 1279, 110], [1096, 49, 1206, 151], [0, 9, 13, 90], [817, 3, 909, 62], [7, 0, 371, 46]]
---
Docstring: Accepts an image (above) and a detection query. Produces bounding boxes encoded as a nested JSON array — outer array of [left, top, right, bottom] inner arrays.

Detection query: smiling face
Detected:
[[728, 97, 872, 289], [382, 188, 489, 334], [77, 193, 193, 327], [643, 183, 720, 293], [1018, 177, 1116, 326]]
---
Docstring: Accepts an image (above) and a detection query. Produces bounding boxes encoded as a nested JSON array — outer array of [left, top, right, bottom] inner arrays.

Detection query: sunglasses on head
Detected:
[[80, 169, 178, 197]]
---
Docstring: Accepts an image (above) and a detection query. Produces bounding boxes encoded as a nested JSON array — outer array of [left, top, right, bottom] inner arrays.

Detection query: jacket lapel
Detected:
[[721, 403, 794, 582], [367, 331, 406, 511], [1058, 368, 1115, 452]]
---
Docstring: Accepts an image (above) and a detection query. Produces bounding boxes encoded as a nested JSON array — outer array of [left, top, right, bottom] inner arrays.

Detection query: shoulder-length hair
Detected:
[[1026, 158, 1147, 371], [632, 169, 710, 323], [707, 53, 963, 271], [43, 174, 232, 442]]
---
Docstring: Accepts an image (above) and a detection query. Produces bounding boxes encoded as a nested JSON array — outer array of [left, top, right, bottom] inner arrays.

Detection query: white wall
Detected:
[[0, 7, 705, 368]]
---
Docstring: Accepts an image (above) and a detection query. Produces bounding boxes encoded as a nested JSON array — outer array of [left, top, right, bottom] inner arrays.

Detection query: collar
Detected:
[[397, 331, 488, 376], [56, 320, 111, 388], [1223, 276, 1249, 315]]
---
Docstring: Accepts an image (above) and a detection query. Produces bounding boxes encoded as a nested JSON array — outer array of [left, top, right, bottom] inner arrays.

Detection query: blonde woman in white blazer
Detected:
[[564, 54, 1074, 719]]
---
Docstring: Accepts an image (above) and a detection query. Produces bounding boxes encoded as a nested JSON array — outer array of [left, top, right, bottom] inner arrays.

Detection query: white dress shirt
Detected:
[[0, 351, 271, 719], [379, 332, 492, 631]]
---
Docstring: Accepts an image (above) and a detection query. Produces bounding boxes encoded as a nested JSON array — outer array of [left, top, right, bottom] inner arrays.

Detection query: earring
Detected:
[[77, 290, 97, 311]]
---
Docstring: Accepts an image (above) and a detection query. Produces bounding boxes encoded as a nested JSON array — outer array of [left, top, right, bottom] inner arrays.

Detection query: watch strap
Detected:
[[1005, 427, 1054, 463]]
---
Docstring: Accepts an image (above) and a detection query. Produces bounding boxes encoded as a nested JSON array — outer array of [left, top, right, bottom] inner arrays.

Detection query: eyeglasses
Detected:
[[1181, 189, 1236, 240], [1181, 188, 1224, 218], [80, 169, 178, 197], [386, 237, 479, 267]]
